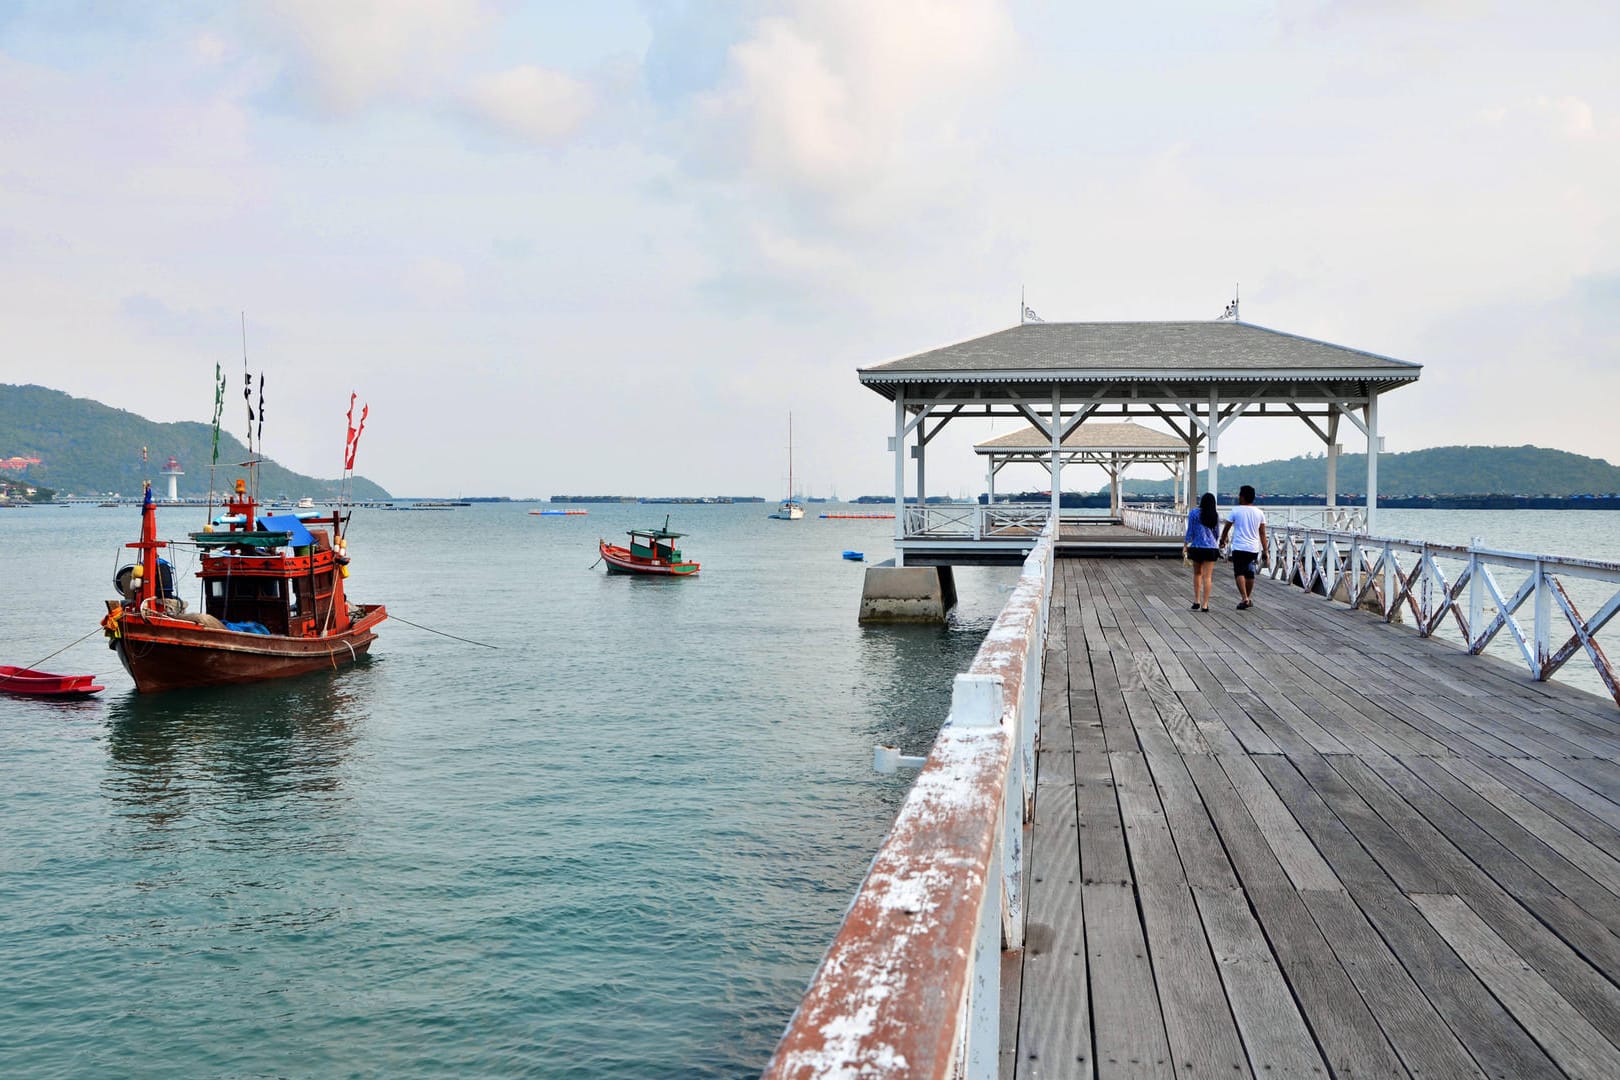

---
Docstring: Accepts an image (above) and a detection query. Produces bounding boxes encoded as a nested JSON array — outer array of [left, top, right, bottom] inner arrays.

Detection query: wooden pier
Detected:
[[1009, 557, 1620, 1078]]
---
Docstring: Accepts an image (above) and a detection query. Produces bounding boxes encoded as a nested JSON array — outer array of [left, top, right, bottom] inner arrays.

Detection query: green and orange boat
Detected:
[[599, 518, 700, 577]]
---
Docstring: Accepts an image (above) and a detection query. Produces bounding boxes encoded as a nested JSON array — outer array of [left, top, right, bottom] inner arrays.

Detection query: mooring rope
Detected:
[[19, 626, 106, 671], [387, 615, 499, 649]]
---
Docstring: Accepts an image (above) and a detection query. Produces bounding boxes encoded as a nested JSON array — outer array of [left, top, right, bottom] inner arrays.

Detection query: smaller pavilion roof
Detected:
[[975, 422, 1186, 455]]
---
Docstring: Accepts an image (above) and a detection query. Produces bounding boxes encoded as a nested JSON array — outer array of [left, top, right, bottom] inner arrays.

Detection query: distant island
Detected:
[[0, 384, 390, 501], [1118, 444, 1620, 501]]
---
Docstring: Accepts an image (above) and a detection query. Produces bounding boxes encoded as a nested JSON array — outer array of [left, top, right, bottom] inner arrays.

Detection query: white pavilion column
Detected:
[[1108, 461, 1121, 517], [893, 392, 906, 559], [1184, 439, 1199, 507], [915, 428, 927, 507], [1206, 389, 1220, 503], [1326, 410, 1340, 508], [1366, 393, 1380, 532], [1050, 387, 1062, 527], [987, 458, 997, 503]]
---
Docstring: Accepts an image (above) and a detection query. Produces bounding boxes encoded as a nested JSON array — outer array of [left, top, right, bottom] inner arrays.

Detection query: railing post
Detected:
[[949, 671, 1008, 1079], [1468, 538, 1484, 648], [1381, 541, 1394, 618], [1534, 559, 1552, 678], [1351, 535, 1361, 606]]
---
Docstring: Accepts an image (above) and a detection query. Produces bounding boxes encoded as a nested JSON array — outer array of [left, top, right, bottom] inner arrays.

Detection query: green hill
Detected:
[[0, 384, 390, 500], [1120, 444, 1620, 498]]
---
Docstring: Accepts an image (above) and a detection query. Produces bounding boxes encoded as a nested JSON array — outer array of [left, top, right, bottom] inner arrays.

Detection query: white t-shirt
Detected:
[[1227, 504, 1266, 553]]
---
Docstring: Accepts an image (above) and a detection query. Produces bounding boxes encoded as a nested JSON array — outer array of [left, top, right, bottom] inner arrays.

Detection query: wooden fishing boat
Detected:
[[101, 480, 386, 693], [0, 665, 105, 698], [599, 518, 700, 576]]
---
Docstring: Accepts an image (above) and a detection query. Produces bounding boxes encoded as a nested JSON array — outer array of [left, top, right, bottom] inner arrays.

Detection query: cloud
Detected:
[[1537, 94, 1596, 139], [257, 0, 491, 114], [695, 0, 1014, 206], [645, 1, 1017, 310], [460, 65, 593, 144]]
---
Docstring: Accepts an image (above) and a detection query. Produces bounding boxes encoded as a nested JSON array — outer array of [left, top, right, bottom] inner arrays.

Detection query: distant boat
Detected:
[[0, 665, 104, 698], [841, 550, 864, 561], [531, 509, 587, 516], [769, 412, 805, 520], [296, 496, 316, 509], [599, 517, 700, 576]]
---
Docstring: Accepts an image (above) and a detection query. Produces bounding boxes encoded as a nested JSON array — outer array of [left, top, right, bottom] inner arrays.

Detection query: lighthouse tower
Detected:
[[161, 455, 184, 502]]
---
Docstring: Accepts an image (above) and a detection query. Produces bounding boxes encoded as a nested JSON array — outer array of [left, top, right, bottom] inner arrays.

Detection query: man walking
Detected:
[[1219, 484, 1268, 610]]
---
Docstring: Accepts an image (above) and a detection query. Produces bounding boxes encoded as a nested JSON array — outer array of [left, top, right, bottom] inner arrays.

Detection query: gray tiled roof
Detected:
[[859, 321, 1421, 378], [976, 422, 1185, 453]]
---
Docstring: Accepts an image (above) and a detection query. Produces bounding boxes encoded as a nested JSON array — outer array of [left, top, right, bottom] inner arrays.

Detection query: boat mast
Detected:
[[788, 412, 794, 502]]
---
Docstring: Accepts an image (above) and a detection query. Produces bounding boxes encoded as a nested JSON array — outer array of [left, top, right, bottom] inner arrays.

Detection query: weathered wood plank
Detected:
[[1258, 755, 1564, 1078], [1190, 885, 1328, 1077], [1412, 893, 1620, 1079], [1014, 769, 1091, 1079], [1180, 757, 1410, 1077]]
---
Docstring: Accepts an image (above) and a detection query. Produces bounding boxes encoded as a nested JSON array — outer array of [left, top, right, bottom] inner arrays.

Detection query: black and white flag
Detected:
[[1023, 305, 1045, 323]]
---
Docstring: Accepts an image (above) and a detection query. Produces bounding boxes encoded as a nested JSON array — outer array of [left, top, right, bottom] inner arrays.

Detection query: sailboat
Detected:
[[769, 413, 804, 520]]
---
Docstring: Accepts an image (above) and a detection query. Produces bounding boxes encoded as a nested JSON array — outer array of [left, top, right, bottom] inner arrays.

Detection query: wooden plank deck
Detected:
[[1006, 558, 1620, 1080]]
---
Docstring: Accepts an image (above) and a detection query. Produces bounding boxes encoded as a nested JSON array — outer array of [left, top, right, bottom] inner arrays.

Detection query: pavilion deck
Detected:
[[1005, 557, 1620, 1079]]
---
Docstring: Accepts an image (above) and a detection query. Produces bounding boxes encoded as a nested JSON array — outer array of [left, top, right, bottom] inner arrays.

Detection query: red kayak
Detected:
[[0, 665, 105, 698]]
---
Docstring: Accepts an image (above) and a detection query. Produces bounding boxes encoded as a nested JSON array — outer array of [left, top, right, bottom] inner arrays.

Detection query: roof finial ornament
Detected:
[[1219, 284, 1240, 322], [1020, 285, 1044, 324]]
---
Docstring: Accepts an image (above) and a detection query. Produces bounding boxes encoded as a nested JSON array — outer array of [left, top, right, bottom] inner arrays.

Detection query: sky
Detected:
[[1, 0, 1615, 499]]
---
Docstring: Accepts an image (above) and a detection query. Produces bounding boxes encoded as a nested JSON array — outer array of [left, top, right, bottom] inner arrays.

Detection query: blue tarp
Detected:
[[257, 514, 317, 547], [224, 621, 271, 635]]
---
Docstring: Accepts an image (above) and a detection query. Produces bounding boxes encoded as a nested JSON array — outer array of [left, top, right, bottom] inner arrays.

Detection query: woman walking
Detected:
[[1183, 492, 1220, 612]]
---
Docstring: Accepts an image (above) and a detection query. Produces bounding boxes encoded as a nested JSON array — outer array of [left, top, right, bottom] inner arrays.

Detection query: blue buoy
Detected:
[[841, 550, 864, 561]]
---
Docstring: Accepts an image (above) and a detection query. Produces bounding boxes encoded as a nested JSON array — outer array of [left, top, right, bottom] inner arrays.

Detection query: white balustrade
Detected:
[[764, 519, 1056, 1079]]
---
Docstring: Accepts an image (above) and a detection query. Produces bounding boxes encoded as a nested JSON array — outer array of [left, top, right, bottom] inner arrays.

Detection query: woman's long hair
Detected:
[[1199, 492, 1219, 529]]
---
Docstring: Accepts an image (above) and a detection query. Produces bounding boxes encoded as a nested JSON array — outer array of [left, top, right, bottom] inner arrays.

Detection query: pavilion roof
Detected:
[[858, 321, 1421, 401], [975, 421, 1185, 454]]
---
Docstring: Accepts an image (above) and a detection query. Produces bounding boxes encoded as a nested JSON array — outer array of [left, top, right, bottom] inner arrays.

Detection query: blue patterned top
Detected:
[[1184, 507, 1219, 549]]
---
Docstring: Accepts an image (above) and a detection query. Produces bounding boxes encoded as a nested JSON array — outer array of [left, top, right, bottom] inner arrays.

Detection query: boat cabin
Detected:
[[628, 526, 685, 565]]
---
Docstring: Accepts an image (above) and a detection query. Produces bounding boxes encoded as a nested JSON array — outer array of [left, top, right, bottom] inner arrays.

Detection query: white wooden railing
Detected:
[[1123, 507, 1620, 706], [903, 503, 1051, 539], [764, 520, 1057, 1079], [1276, 505, 1368, 531]]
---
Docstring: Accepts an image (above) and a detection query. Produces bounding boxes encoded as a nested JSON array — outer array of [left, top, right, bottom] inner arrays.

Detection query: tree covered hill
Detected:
[[1121, 444, 1620, 498], [0, 384, 390, 499]]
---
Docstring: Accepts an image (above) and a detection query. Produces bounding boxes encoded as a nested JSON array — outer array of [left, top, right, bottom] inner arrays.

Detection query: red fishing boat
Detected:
[[0, 666, 105, 698], [599, 518, 700, 576], [101, 479, 387, 693]]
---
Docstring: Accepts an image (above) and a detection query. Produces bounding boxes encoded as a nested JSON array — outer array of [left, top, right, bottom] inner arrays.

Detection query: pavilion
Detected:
[[975, 421, 1191, 516], [854, 318, 1421, 618]]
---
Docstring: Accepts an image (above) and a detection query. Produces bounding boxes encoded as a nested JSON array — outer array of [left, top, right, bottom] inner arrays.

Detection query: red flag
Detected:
[[346, 404, 368, 470], [343, 392, 357, 465]]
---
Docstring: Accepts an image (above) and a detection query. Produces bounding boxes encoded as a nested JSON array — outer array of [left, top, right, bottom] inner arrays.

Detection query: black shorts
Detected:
[[1232, 550, 1259, 579], [1188, 546, 1218, 563]]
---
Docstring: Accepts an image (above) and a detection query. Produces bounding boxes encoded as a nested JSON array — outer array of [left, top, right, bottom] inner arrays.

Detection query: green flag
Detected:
[[211, 363, 225, 464]]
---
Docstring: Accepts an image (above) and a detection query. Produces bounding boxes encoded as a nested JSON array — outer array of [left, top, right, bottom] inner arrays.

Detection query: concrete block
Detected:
[[859, 566, 956, 623]]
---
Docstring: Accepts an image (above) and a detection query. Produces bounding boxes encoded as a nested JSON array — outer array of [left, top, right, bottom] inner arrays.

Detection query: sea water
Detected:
[[1, 503, 1616, 1077]]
